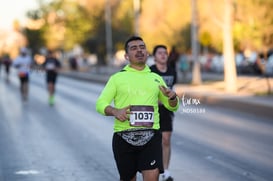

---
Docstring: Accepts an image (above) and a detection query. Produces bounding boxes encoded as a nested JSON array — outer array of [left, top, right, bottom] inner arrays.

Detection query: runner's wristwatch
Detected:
[[169, 94, 177, 101]]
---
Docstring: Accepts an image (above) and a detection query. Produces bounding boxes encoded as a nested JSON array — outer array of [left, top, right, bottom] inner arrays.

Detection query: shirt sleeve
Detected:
[[42, 59, 46, 68], [96, 76, 117, 115], [56, 59, 61, 68], [158, 76, 179, 112], [173, 69, 177, 85]]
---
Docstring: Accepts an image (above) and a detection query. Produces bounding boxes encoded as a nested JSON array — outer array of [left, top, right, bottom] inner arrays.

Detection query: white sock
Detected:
[[163, 169, 171, 178]]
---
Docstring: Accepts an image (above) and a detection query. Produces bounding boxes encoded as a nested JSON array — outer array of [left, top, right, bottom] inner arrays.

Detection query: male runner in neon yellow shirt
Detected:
[[96, 36, 179, 181]]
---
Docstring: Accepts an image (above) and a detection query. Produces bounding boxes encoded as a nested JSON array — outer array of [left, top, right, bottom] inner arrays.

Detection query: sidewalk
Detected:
[[60, 66, 273, 119]]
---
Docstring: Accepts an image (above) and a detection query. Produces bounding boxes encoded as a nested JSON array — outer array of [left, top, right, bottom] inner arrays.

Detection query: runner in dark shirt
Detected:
[[150, 45, 177, 181], [42, 50, 61, 106]]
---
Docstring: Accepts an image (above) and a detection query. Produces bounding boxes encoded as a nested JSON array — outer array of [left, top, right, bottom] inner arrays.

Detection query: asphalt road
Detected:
[[0, 71, 272, 181]]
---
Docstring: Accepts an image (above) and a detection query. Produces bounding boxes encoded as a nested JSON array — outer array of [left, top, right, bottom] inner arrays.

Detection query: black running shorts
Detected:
[[19, 75, 29, 84], [159, 105, 174, 132], [112, 130, 163, 181], [46, 71, 58, 84]]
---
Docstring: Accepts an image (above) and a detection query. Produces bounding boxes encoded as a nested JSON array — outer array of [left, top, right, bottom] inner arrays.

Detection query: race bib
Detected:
[[130, 105, 154, 127], [45, 62, 56, 70]]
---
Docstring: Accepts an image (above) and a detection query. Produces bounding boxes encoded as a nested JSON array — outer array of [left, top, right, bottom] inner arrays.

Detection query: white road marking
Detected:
[[15, 170, 40, 175]]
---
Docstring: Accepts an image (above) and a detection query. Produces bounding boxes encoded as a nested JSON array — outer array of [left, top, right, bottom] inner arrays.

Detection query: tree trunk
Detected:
[[191, 0, 202, 85], [223, 0, 237, 92]]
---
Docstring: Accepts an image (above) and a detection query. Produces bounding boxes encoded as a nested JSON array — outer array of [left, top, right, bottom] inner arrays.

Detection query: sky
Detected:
[[0, 0, 40, 30]]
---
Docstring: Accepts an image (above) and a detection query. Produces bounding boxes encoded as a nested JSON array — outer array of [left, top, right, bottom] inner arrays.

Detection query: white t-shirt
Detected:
[[12, 55, 32, 74]]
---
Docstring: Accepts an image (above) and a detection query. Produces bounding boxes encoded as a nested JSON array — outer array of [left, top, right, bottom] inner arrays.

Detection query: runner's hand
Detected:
[[113, 105, 131, 122], [159, 86, 176, 100]]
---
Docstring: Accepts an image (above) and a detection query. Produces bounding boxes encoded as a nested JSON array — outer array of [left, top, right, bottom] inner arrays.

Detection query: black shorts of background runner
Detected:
[[19, 75, 29, 84], [112, 130, 163, 181], [159, 105, 174, 132], [46, 71, 58, 84]]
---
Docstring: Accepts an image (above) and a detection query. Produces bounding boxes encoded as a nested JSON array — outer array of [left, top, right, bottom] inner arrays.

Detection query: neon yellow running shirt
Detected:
[[96, 65, 179, 132]]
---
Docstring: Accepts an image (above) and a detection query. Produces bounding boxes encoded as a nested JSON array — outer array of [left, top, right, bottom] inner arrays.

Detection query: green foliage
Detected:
[[24, 28, 45, 54], [24, 0, 273, 57], [231, 0, 273, 51], [199, 31, 212, 47]]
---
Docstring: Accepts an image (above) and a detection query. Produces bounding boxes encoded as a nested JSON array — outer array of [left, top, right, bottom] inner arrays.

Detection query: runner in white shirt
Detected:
[[12, 48, 32, 101]]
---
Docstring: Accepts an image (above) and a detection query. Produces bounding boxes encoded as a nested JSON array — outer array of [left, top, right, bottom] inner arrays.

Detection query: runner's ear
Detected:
[[124, 54, 129, 60]]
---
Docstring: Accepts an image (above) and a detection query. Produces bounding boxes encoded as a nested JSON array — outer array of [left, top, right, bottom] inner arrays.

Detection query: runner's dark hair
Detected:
[[124, 36, 144, 53], [153, 45, 167, 55]]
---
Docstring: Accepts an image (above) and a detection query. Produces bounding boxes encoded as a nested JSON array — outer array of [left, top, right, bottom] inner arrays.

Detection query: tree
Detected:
[[140, 0, 191, 52], [25, 9, 46, 55], [23, 0, 273, 68], [191, 0, 202, 85], [223, 0, 237, 92], [233, 0, 273, 52]]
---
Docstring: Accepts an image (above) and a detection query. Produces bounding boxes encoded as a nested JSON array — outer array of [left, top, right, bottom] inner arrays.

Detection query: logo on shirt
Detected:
[[154, 79, 160, 83]]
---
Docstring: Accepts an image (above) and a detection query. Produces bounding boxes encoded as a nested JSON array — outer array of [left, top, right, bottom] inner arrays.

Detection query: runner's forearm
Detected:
[[104, 105, 118, 116]]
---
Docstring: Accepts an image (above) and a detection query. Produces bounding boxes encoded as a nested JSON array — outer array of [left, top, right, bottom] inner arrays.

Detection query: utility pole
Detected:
[[191, 0, 202, 85], [105, 0, 113, 65], [133, 0, 140, 36]]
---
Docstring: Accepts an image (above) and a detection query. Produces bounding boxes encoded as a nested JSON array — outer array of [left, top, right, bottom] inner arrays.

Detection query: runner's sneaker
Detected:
[[162, 170, 173, 181], [163, 176, 173, 181], [164, 176, 173, 181], [49, 95, 54, 106]]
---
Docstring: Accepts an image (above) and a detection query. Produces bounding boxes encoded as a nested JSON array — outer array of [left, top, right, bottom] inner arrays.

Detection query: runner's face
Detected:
[[154, 47, 168, 64], [125, 40, 148, 65]]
